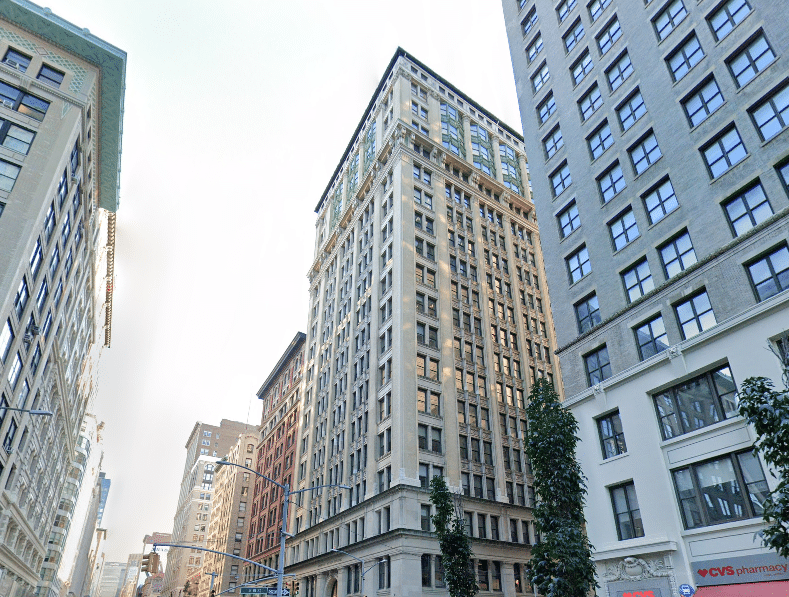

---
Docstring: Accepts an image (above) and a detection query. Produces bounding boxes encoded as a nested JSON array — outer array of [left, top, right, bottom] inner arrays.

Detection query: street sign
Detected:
[[240, 588, 289, 595]]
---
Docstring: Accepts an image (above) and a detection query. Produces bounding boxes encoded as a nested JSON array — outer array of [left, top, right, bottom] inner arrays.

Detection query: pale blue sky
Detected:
[[41, 0, 522, 562]]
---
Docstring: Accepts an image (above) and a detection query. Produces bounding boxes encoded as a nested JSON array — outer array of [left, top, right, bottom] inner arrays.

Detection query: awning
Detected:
[[696, 580, 789, 596]]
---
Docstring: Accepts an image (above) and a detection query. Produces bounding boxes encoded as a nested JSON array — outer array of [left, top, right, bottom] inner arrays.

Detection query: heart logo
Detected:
[[698, 569, 708, 577]]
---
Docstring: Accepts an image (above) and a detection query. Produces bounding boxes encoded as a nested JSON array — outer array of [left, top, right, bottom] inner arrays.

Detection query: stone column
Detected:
[[338, 566, 348, 597], [492, 136, 504, 183], [315, 572, 328, 597], [501, 561, 517, 597], [462, 114, 472, 161], [517, 153, 530, 202]]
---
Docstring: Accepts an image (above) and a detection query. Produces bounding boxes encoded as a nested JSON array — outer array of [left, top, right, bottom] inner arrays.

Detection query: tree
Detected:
[[737, 374, 789, 557], [429, 476, 478, 597], [524, 378, 597, 597]]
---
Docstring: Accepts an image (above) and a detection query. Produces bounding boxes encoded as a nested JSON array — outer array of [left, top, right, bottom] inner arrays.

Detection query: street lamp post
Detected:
[[0, 407, 53, 416], [329, 549, 379, 597], [215, 458, 351, 597]]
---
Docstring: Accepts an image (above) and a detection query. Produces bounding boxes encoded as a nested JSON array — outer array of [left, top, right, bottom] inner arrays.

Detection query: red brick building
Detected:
[[246, 332, 305, 577]]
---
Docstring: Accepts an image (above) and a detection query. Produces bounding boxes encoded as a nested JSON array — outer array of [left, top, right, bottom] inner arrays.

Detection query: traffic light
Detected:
[[141, 554, 151, 575], [149, 552, 160, 574]]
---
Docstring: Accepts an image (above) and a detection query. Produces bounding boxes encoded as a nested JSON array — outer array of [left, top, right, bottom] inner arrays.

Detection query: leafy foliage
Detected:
[[429, 476, 478, 597], [525, 379, 597, 597], [738, 376, 789, 557]]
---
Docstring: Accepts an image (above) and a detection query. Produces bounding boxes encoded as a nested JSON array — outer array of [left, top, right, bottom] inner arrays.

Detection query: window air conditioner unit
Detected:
[[24, 333, 33, 343], [31, 325, 40, 335], [71, 173, 80, 185], [1, 99, 13, 109], [5, 59, 18, 69]]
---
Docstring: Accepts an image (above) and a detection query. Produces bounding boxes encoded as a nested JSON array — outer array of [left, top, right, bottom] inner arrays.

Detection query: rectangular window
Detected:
[[566, 245, 591, 283], [610, 482, 644, 540], [635, 315, 669, 360], [538, 91, 557, 123], [0, 121, 35, 154], [551, 161, 572, 196], [532, 62, 550, 93], [723, 181, 772, 236], [575, 293, 601, 333], [558, 201, 580, 238], [629, 131, 662, 174], [682, 77, 724, 127], [660, 230, 697, 278], [585, 345, 611, 385], [37, 64, 64, 88], [727, 32, 774, 88], [588, 121, 613, 159], [702, 126, 747, 178], [588, 0, 611, 22], [597, 17, 622, 55], [749, 83, 789, 141], [708, 0, 751, 41], [543, 126, 563, 159], [675, 290, 716, 339], [557, 0, 577, 23], [643, 178, 678, 224], [527, 33, 544, 63], [653, 0, 687, 41], [667, 35, 704, 82], [617, 90, 646, 131], [579, 83, 603, 121], [563, 19, 585, 53], [522, 7, 538, 36], [673, 450, 768, 529], [598, 161, 625, 203], [571, 50, 593, 85], [655, 364, 737, 439], [598, 410, 626, 458], [609, 207, 639, 250], [747, 244, 789, 301], [0, 159, 21, 192], [607, 52, 633, 91]]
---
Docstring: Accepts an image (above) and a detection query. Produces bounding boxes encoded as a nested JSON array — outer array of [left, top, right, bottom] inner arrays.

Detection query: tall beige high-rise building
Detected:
[[286, 48, 557, 597], [162, 420, 256, 597], [0, 2, 125, 597], [501, 0, 789, 594], [198, 430, 260, 597]]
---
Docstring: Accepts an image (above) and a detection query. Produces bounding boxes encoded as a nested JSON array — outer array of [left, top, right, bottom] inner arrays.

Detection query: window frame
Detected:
[[700, 124, 747, 179], [726, 30, 775, 89], [584, 344, 611, 386], [610, 481, 644, 540], [674, 289, 716, 339], [597, 410, 627, 459], [745, 243, 789, 302]]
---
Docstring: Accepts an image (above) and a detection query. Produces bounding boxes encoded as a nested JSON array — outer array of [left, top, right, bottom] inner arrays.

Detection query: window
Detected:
[[598, 161, 626, 203], [0, 159, 21, 192], [607, 52, 633, 91], [558, 201, 580, 238], [660, 230, 697, 278], [668, 35, 705, 82], [543, 126, 563, 159], [653, 0, 687, 41], [3, 48, 30, 71], [557, 0, 577, 23], [727, 33, 774, 88], [617, 90, 646, 131], [0, 120, 35, 154], [675, 290, 716, 339], [747, 244, 789, 301], [610, 482, 644, 539], [655, 364, 737, 439], [598, 411, 626, 458], [673, 450, 768, 529], [708, 0, 751, 41], [723, 182, 772, 236], [0, 319, 13, 363], [588, 0, 611, 21], [629, 131, 662, 174], [635, 315, 669, 360], [379, 556, 391, 589], [37, 65, 64, 88], [584, 345, 611, 385], [588, 121, 613, 159], [682, 77, 724, 127], [414, 188, 433, 209], [0, 80, 50, 121], [571, 50, 593, 85], [537, 91, 556, 124], [14, 277, 28, 320], [597, 17, 622, 55], [643, 178, 679, 225], [622, 257, 655, 303], [609, 207, 639, 250], [551, 162, 572, 196], [566, 245, 591, 283], [578, 84, 602, 123], [750, 83, 789, 141], [702, 126, 747, 178], [522, 7, 538, 36], [575, 293, 601, 333], [532, 62, 550, 93], [527, 33, 544, 63], [563, 20, 584, 53]]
